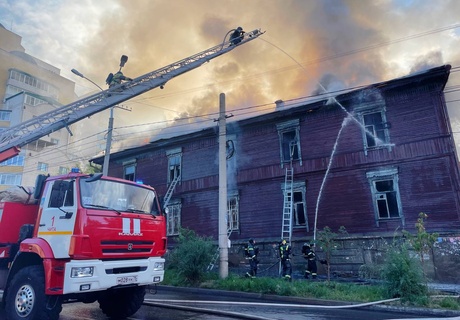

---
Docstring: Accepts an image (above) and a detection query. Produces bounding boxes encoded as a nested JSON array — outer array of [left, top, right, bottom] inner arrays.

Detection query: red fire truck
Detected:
[[0, 29, 263, 319]]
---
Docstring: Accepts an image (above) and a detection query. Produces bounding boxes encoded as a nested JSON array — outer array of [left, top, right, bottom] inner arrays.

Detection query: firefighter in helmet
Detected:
[[230, 27, 245, 45], [278, 239, 292, 281], [107, 71, 133, 88], [244, 238, 259, 278], [302, 242, 317, 279]]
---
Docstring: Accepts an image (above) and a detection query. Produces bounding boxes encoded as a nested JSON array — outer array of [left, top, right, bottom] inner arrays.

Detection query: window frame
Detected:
[[0, 110, 11, 121], [276, 119, 302, 168], [37, 162, 48, 172], [0, 173, 22, 185], [281, 181, 308, 231], [166, 148, 182, 184], [123, 162, 136, 181], [1, 155, 25, 166], [166, 200, 182, 236], [227, 192, 240, 233], [367, 168, 404, 226], [354, 94, 391, 155], [58, 167, 69, 175]]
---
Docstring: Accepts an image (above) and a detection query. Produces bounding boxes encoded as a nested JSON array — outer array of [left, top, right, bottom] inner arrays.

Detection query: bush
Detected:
[[381, 243, 428, 303], [166, 228, 215, 285]]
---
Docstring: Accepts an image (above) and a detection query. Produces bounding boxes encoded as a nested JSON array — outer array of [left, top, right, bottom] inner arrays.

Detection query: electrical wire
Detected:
[[3, 24, 460, 176]]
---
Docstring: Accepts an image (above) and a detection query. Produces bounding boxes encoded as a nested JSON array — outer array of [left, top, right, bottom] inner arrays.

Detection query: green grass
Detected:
[[203, 275, 387, 302], [162, 271, 460, 311]]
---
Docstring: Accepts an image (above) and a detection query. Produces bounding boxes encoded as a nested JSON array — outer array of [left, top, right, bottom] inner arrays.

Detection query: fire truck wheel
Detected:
[[98, 285, 146, 319], [5, 265, 62, 320]]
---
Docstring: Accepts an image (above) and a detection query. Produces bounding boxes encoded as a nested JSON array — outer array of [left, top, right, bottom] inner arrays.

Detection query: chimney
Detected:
[[275, 99, 284, 110]]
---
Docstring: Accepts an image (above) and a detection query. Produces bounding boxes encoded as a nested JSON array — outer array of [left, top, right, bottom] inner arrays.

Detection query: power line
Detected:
[[5, 24, 460, 174]]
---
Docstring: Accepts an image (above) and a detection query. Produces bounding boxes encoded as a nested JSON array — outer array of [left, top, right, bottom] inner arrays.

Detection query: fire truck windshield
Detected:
[[79, 177, 159, 216]]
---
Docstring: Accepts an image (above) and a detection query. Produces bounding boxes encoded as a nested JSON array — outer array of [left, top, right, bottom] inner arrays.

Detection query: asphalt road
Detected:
[[1, 286, 459, 320]]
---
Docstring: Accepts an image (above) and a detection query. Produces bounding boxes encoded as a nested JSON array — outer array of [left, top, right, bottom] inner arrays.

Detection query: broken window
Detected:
[[167, 148, 182, 184], [363, 111, 388, 148], [367, 168, 403, 226], [166, 201, 181, 236], [293, 191, 306, 226], [277, 119, 302, 167], [124, 163, 136, 181], [281, 181, 308, 230], [281, 130, 299, 161], [353, 90, 391, 154], [227, 194, 239, 232]]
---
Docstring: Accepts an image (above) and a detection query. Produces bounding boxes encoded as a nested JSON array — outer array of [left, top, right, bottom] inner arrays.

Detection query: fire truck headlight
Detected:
[[153, 262, 164, 271], [71, 266, 94, 278]]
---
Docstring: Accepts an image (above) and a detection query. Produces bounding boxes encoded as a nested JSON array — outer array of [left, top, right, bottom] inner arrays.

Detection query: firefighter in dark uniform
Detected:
[[244, 238, 259, 278], [302, 242, 317, 279], [107, 71, 133, 88], [279, 239, 292, 281], [230, 27, 245, 45]]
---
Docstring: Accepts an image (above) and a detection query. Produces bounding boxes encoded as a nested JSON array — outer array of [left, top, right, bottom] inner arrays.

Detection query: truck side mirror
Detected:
[[86, 173, 103, 182], [33, 174, 49, 200]]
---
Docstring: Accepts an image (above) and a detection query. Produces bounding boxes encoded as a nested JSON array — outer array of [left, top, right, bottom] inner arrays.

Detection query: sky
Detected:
[[1, 0, 460, 158]]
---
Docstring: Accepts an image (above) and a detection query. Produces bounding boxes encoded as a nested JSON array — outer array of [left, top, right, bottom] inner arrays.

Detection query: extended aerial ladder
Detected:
[[0, 28, 264, 163]]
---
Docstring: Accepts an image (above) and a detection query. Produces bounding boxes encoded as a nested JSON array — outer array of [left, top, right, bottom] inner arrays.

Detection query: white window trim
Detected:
[[276, 119, 302, 168], [166, 148, 182, 184], [227, 191, 240, 233], [366, 168, 404, 226], [281, 181, 308, 231], [166, 200, 182, 236]]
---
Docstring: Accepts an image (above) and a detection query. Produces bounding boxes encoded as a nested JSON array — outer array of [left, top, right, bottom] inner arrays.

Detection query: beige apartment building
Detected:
[[0, 23, 77, 189]]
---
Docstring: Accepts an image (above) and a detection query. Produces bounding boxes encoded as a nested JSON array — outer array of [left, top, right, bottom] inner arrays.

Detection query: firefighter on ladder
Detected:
[[279, 239, 292, 281], [244, 239, 259, 278], [230, 27, 245, 45], [302, 242, 317, 279], [106, 55, 133, 88]]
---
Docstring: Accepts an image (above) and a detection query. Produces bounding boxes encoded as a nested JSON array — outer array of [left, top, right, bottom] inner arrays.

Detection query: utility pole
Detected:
[[218, 93, 228, 278], [102, 107, 114, 176], [73, 55, 131, 176]]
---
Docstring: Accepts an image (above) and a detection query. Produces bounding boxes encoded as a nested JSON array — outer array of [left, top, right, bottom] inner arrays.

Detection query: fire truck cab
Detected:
[[0, 171, 166, 320]]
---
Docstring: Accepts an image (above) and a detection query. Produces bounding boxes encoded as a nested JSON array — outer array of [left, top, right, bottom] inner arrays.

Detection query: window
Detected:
[[367, 168, 403, 226], [0, 174, 22, 185], [166, 148, 182, 184], [292, 190, 307, 227], [277, 119, 302, 167], [353, 89, 391, 154], [51, 138, 59, 145], [362, 111, 389, 148], [166, 202, 181, 236], [227, 194, 239, 232], [124, 163, 136, 181], [49, 180, 74, 208], [58, 167, 68, 175], [281, 181, 308, 230], [1, 155, 25, 166], [9, 69, 59, 99], [25, 94, 47, 106], [0, 110, 11, 121], [37, 162, 48, 172]]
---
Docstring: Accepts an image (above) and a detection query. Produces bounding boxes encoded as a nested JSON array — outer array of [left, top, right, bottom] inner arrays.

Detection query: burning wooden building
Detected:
[[92, 64, 460, 281]]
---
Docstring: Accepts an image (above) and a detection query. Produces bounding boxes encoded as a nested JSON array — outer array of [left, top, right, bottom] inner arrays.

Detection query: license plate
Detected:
[[116, 276, 138, 285]]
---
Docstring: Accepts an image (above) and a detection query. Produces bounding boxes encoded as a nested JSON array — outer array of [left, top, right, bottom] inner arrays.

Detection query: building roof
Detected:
[[90, 64, 451, 164]]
